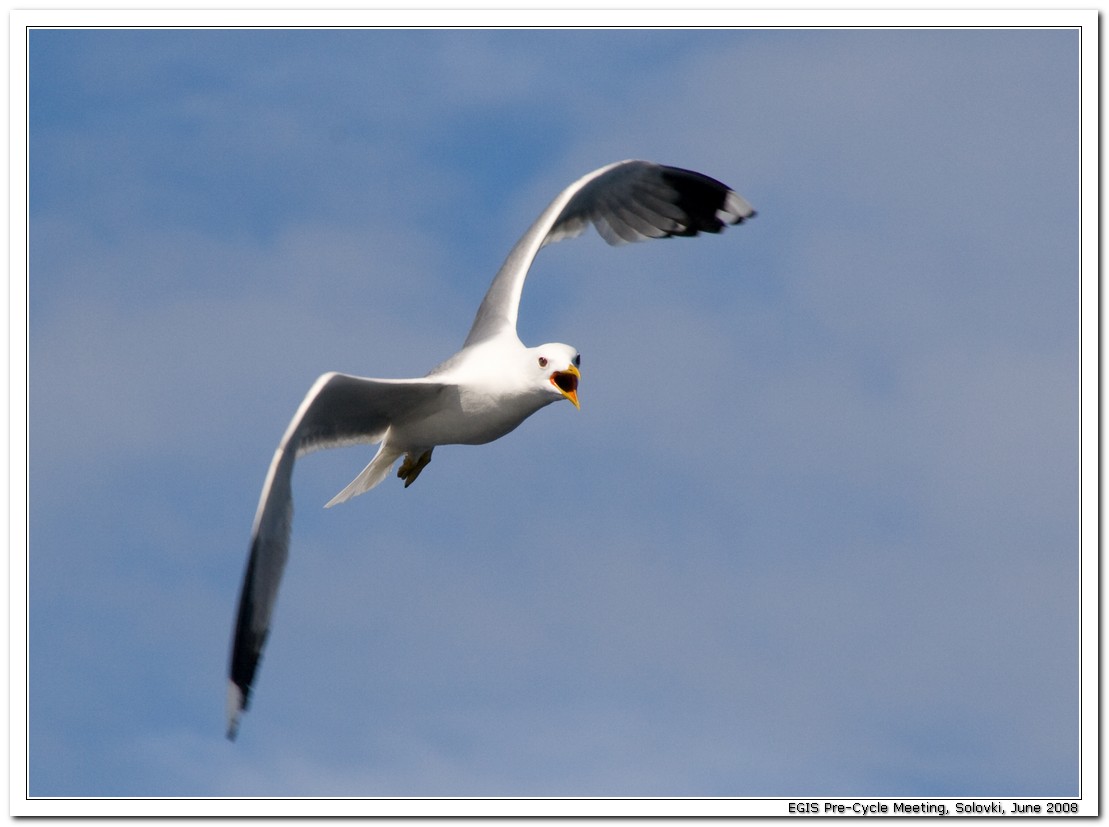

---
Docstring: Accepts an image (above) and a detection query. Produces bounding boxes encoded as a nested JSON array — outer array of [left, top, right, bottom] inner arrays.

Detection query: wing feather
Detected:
[[226, 372, 450, 738], [462, 160, 755, 347]]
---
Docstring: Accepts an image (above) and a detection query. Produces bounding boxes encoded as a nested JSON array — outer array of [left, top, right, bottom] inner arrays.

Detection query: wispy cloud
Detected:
[[28, 26, 1079, 798]]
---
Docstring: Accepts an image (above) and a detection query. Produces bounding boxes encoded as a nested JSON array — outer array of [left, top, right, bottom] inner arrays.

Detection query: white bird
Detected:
[[227, 160, 755, 739]]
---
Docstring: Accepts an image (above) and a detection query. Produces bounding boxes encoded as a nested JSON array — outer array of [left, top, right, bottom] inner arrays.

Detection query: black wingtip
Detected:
[[658, 166, 756, 237], [226, 680, 247, 741], [228, 547, 265, 741]]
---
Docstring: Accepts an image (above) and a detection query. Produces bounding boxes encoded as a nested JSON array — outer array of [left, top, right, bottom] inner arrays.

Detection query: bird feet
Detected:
[[397, 449, 433, 488]]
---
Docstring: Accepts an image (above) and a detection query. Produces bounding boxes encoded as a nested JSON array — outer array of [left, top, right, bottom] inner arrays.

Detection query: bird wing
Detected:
[[462, 160, 756, 347], [227, 371, 452, 738]]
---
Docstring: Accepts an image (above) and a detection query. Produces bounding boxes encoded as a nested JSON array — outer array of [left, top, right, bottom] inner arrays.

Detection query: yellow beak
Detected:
[[550, 364, 581, 409]]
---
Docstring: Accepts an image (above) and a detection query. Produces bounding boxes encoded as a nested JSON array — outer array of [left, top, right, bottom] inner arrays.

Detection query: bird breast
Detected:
[[394, 382, 555, 449]]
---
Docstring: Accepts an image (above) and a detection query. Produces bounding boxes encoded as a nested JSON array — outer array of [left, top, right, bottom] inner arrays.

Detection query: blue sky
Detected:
[[25, 25, 1081, 799]]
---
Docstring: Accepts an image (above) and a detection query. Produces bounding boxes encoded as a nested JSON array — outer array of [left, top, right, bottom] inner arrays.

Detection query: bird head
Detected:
[[533, 344, 581, 409]]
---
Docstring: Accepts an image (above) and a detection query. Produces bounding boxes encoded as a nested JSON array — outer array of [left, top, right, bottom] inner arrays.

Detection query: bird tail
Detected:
[[325, 443, 402, 507]]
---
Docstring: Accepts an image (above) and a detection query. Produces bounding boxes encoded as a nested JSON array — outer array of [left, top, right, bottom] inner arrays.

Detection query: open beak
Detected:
[[550, 364, 581, 409]]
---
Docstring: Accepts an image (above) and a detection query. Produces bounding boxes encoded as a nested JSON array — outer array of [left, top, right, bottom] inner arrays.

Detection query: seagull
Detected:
[[227, 159, 755, 739]]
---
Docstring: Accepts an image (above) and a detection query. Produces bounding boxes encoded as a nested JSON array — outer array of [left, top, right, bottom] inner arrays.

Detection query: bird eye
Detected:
[[538, 356, 548, 368], [573, 354, 581, 368]]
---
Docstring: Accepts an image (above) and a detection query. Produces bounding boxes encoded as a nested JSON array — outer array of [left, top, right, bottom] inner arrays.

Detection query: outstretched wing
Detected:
[[226, 371, 451, 739], [462, 160, 756, 347]]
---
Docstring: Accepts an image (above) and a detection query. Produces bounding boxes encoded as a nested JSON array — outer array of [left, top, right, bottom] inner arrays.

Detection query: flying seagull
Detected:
[[227, 159, 755, 739]]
